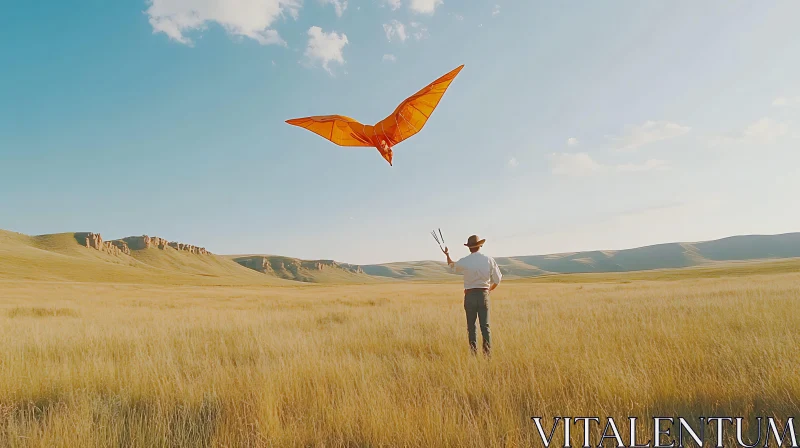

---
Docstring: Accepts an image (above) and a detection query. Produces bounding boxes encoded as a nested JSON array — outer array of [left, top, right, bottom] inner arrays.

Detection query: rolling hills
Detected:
[[229, 255, 384, 283], [222, 233, 800, 283], [231, 232, 800, 281], [493, 233, 800, 275], [0, 230, 291, 286], [1, 229, 799, 284]]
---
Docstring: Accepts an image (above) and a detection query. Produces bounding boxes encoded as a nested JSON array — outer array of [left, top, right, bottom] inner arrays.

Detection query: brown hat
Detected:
[[464, 235, 486, 248]]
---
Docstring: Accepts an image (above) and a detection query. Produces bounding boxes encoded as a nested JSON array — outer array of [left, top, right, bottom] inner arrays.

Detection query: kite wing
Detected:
[[374, 64, 465, 146], [285, 115, 373, 147]]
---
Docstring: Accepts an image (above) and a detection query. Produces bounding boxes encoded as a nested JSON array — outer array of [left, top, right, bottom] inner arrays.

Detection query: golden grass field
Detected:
[[1, 258, 799, 447]]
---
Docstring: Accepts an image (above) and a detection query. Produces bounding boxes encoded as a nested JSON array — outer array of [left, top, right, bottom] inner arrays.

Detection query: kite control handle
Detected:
[[431, 229, 447, 253]]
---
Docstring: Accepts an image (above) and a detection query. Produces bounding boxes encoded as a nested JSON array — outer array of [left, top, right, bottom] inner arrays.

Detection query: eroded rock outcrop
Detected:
[[340, 263, 364, 274], [109, 240, 131, 255], [103, 242, 125, 256], [299, 260, 363, 274], [122, 236, 168, 250], [235, 257, 275, 274], [83, 232, 103, 250], [233, 256, 363, 282], [77, 232, 126, 256], [77, 232, 209, 256], [118, 235, 209, 254], [168, 241, 208, 255]]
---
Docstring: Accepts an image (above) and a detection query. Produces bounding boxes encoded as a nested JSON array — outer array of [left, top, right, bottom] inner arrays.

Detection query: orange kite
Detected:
[[285, 64, 465, 166]]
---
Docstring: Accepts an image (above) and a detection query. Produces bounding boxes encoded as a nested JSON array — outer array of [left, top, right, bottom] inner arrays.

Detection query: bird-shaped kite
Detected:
[[285, 64, 464, 166]]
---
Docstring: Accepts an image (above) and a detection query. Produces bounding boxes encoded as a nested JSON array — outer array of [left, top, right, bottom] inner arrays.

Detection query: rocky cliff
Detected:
[[109, 240, 132, 255], [76, 232, 128, 256], [76, 233, 210, 256], [119, 235, 209, 254], [233, 256, 364, 282], [167, 241, 208, 255]]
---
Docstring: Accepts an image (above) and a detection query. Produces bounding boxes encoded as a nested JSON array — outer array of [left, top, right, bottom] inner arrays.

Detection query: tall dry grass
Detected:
[[0, 271, 798, 447]]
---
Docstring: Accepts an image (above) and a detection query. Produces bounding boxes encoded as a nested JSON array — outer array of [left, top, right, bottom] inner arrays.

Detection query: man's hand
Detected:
[[444, 247, 455, 266], [489, 283, 498, 292]]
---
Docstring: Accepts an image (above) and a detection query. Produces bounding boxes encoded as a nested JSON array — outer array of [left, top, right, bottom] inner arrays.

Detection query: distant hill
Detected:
[[228, 232, 800, 282], [0, 230, 291, 286], [492, 233, 800, 276], [228, 255, 385, 283], [2, 229, 799, 284], [361, 261, 459, 281]]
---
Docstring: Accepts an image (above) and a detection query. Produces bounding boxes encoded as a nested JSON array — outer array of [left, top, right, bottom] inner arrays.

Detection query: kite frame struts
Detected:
[[431, 228, 446, 253]]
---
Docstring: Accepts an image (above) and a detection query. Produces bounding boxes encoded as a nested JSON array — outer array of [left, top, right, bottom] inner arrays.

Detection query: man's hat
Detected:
[[464, 235, 486, 248]]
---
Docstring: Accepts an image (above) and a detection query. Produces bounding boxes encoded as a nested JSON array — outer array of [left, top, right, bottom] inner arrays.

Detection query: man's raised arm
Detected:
[[444, 247, 463, 273]]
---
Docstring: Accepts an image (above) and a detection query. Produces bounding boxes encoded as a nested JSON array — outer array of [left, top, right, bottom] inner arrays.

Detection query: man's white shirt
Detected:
[[449, 251, 502, 289]]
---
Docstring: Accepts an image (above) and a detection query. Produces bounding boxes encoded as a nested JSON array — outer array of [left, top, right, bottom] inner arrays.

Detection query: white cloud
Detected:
[[772, 96, 800, 107], [710, 117, 790, 146], [145, 0, 301, 46], [383, 20, 427, 41], [508, 157, 519, 169], [741, 117, 789, 143], [609, 120, 691, 151], [304, 26, 348, 75], [383, 0, 402, 10], [567, 137, 578, 146], [550, 153, 671, 176], [410, 22, 429, 40], [616, 159, 670, 173], [321, 0, 347, 17], [492, 4, 500, 16], [382, 53, 397, 63], [409, 0, 442, 14], [383, 20, 407, 42], [550, 152, 606, 177]]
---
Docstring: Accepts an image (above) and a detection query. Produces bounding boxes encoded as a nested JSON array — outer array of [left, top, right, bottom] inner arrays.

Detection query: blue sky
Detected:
[[1, 1, 799, 264]]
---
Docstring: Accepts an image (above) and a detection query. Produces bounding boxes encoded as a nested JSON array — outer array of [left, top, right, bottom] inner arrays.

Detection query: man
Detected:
[[444, 235, 502, 355]]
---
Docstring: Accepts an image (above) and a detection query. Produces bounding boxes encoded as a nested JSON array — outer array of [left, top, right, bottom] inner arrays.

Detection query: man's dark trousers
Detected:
[[464, 289, 490, 355]]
